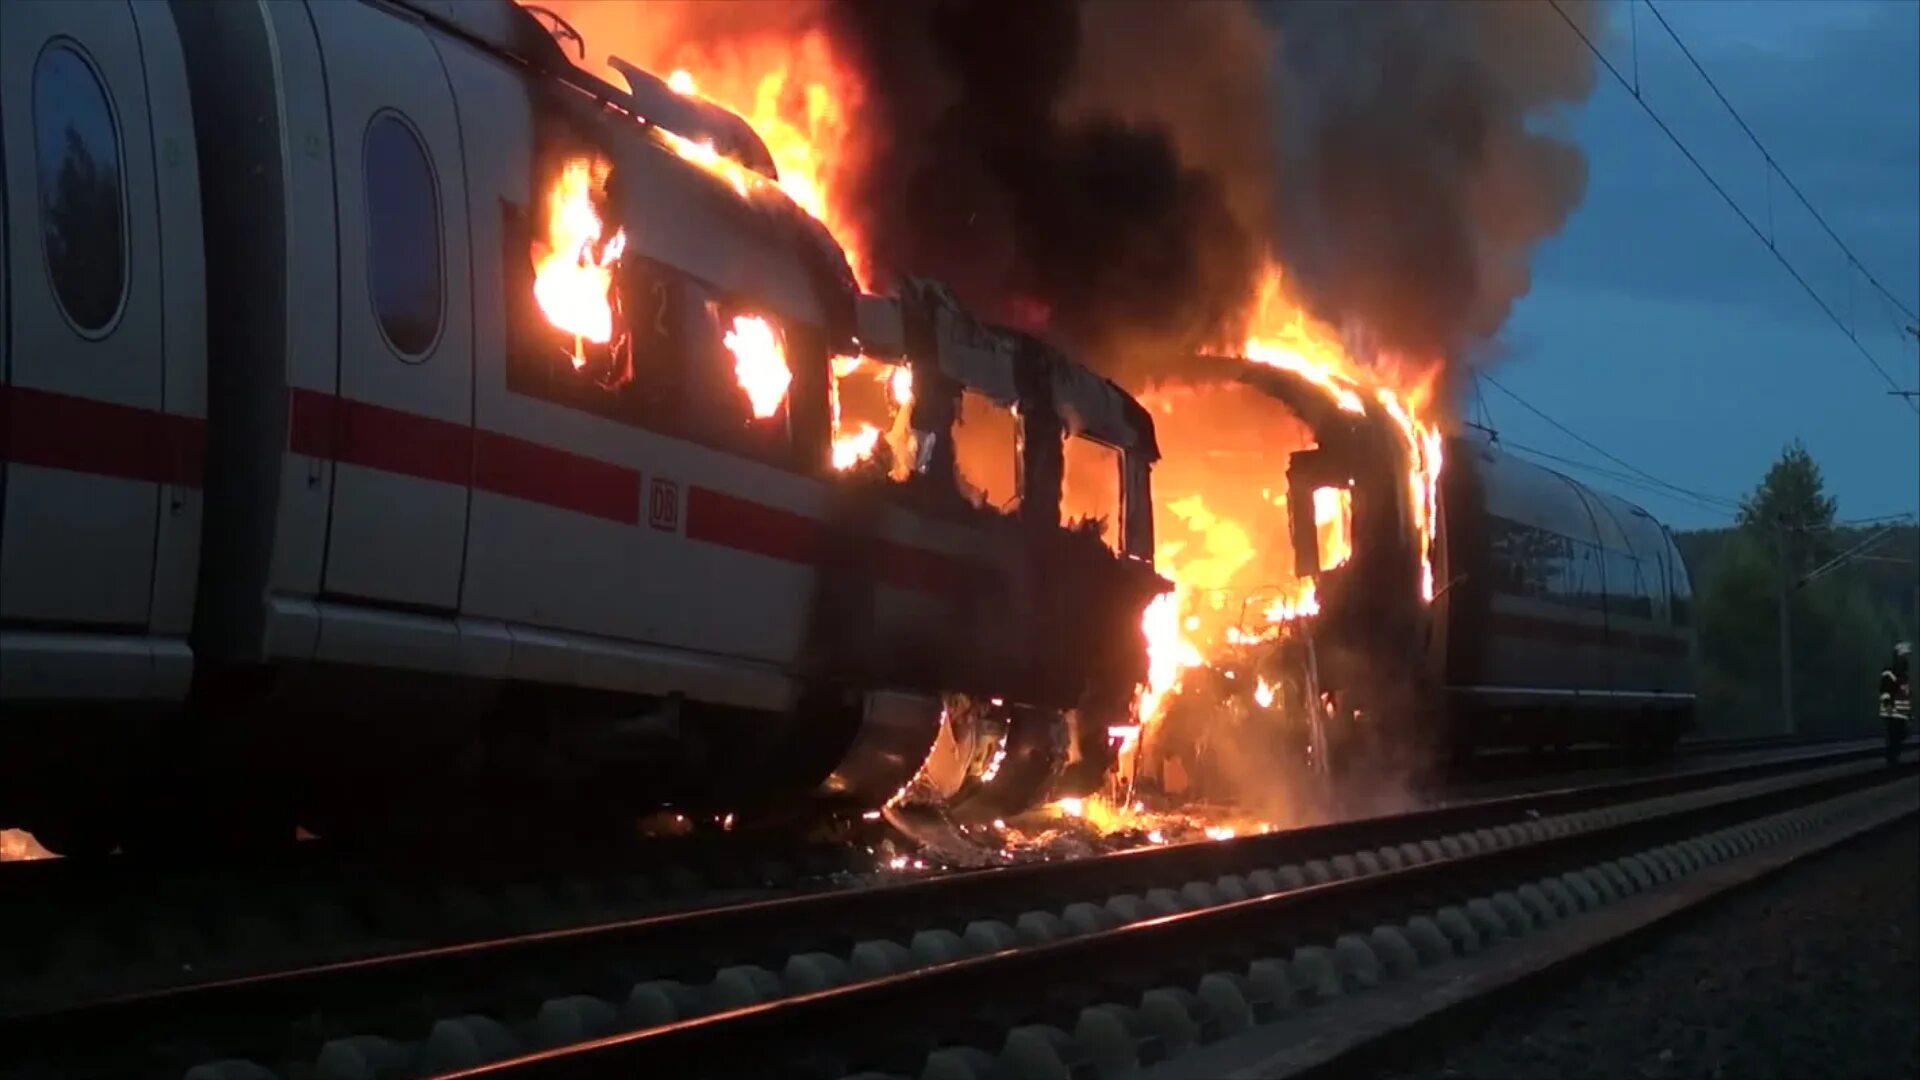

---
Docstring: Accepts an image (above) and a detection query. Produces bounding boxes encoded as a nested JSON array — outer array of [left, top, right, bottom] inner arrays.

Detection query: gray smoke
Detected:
[[1263, 0, 1605, 374]]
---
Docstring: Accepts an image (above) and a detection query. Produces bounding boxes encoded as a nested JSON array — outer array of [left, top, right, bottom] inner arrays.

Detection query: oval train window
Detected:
[[363, 112, 442, 359], [33, 42, 127, 335]]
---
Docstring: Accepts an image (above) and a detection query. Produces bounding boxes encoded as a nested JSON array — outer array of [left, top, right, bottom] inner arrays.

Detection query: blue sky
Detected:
[[1483, 0, 1919, 530]]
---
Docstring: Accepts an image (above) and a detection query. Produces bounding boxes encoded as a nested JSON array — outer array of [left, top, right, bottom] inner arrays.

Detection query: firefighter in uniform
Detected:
[[1880, 641, 1912, 765]]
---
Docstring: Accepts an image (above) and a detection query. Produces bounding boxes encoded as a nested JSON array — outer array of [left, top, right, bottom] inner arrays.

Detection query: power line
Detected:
[[1500, 439, 1739, 518], [1643, 1, 1919, 325], [1546, 0, 1920, 413], [1479, 372, 1743, 511], [1505, 440, 1751, 518]]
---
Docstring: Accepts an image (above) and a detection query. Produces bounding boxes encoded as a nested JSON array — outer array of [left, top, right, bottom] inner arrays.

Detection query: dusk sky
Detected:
[[1484, 0, 1919, 531]]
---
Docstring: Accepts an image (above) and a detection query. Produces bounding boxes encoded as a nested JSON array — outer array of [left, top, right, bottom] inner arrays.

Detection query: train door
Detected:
[[0, 1, 201, 697], [307, 0, 474, 613]]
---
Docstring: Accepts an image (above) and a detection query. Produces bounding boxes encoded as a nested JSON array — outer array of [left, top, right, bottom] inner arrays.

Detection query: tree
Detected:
[[1691, 441, 1901, 735], [1736, 439, 1835, 575]]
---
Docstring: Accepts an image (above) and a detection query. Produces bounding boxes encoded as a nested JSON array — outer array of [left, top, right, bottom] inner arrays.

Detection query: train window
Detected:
[[364, 112, 442, 359], [953, 391, 1021, 512], [1564, 540, 1604, 611], [1487, 516, 1561, 598], [1644, 543, 1671, 623], [682, 290, 806, 466], [1062, 436, 1123, 553], [1669, 553, 1694, 627], [501, 189, 689, 431], [33, 42, 126, 335], [1605, 551, 1652, 619]]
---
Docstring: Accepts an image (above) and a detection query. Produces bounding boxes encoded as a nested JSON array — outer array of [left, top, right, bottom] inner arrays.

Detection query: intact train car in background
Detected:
[[1433, 436, 1697, 758], [0, 0, 1163, 853]]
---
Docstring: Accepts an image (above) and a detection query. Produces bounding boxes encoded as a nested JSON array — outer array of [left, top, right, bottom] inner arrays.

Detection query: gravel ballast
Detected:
[[1366, 815, 1920, 1080]]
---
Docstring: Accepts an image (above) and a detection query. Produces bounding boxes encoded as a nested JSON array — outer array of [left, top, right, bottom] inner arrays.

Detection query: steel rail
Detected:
[[0, 743, 1884, 1078], [446, 763, 1916, 1080]]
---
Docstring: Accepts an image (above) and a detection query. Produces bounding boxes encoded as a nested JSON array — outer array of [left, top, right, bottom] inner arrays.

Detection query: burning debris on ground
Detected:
[[876, 794, 1286, 874]]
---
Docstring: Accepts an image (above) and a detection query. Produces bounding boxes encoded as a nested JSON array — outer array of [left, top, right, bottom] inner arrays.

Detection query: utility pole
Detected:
[[1779, 521, 1908, 736], [1901, 324, 1919, 695], [1776, 519, 1794, 736]]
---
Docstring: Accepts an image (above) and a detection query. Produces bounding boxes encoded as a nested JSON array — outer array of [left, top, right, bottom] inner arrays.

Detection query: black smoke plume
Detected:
[[535, 0, 1603, 382], [1263, 0, 1605, 369], [822, 0, 1271, 370]]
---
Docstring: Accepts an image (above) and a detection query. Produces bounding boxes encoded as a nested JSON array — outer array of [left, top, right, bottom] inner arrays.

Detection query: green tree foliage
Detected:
[[1684, 441, 1906, 736], [1735, 440, 1838, 582]]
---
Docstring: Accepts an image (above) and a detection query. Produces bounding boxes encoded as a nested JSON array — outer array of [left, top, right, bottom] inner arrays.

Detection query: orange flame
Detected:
[[723, 315, 790, 419], [1314, 486, 1353, 571], [553, 10, 873, 289], [532, 157, 627, 366], [828, 354, 915, 473], [1130, 263, 1444, 759]]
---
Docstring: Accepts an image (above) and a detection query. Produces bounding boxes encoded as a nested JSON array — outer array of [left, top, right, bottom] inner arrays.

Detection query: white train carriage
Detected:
[[0, 0, 1164, 851], [0, 0, 208, 851]]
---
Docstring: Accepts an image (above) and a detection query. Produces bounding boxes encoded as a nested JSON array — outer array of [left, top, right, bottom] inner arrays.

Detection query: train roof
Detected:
[[1450, 433, 1682, 557], [857, 281, 1159, 461], [392, 0, 779, 179]]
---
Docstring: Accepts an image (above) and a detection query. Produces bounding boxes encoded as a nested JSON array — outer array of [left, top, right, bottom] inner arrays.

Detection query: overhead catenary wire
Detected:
[[1500, 439, 1740, 519], [1479, 372, 1743, 511], [1546, 0, 1920, 413], [1643, 1, 1919, 326]]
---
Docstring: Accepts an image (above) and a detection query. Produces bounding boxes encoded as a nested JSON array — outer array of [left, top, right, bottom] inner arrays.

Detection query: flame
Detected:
[[545, 7, 873, 289], [532, 157, 627, 365], [832, 424, 882, 469], [655, 128, 758, 199], [1034, 793, 1276, 848], [1129, 263, 1445, 785], [829, 354, 916, 473], [0, 828, 55, 861], [1314, 486, 1353, 571], [723, 314, 790, 419]]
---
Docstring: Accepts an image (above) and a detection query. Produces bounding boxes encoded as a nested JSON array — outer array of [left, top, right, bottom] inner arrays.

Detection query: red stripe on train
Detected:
[[288, 388, 472, 487], [0, 385, 205, 487], [684, 485, 981, 594], [289, 388, 639, 524], [4, 385, 980, 585], [294, 391, 982, 586], [474, 430, 641, 525]]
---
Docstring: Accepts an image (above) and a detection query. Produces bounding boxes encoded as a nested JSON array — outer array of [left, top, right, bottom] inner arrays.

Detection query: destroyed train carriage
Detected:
[[1133, 358, 1698, 800], [0, 0, 1167, 853]]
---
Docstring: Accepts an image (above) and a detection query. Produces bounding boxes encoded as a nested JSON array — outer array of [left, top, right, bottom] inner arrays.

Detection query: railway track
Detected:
[[0, 821, 889, 1040], [0, 742, 1897, 1079], [0, 734, 1869, 1036]]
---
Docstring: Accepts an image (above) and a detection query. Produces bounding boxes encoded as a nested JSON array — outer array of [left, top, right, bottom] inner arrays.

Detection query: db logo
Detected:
[[648, 477, 680, 532]]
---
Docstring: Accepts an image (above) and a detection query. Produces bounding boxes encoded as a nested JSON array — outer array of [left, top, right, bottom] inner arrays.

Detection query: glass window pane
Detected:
[[34, 43, 125, 333], [364, 113, 441, 357]]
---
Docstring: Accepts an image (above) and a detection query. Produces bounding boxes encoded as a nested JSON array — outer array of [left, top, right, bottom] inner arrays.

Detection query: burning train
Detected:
[[0, 0, 1695, 855], [0, 0, 1165, 853], [1118, 405, 1698, 819]]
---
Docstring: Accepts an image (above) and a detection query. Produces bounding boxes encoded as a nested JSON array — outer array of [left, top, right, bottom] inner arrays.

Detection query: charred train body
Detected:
[[1296, 429, 1699, 768], [1133, 381, 1697, 802], [0, 0, 1164, 850]]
